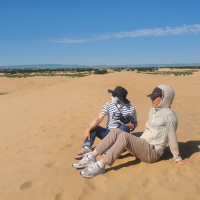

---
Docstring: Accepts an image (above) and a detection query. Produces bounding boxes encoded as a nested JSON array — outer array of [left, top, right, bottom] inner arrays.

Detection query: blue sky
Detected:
[[0, 0, 200, 66]]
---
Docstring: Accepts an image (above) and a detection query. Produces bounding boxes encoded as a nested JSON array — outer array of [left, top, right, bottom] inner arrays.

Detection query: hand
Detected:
[[176, 160, 193, 165], [124, 122, 134, 129], [83, 130, 90, 141]]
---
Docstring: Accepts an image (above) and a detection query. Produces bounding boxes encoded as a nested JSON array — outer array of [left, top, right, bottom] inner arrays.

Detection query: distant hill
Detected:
[[0, 63, 200, 69]]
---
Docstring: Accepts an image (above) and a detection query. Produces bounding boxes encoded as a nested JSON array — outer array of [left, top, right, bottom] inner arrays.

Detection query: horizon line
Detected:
[[1, 62, 200, 68]]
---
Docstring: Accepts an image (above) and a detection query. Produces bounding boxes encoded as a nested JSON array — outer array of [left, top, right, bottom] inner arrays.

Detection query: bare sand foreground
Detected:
[[0, 71, 200, 200]]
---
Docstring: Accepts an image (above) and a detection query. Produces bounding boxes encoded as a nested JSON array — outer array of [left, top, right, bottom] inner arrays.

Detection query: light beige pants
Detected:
[[95, 128, 161, 166]]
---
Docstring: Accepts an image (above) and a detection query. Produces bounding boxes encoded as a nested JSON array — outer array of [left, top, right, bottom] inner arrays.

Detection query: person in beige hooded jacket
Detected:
[[73, 85, 192, 178]]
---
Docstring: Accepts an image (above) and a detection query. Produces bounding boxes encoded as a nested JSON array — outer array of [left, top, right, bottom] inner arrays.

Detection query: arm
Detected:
[[166, 114, 192, 165], [83, 113, 105, 141], [166, 114, 182, 162], [125, 108, 138, 129]]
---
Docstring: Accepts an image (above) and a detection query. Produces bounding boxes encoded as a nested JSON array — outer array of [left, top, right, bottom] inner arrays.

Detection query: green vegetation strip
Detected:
[[143, 70, 198, 76], [0, 66, 199, 78]]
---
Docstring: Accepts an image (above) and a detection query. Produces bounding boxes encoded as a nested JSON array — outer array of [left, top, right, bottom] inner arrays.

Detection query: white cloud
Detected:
[[54, 24, 200, 43]]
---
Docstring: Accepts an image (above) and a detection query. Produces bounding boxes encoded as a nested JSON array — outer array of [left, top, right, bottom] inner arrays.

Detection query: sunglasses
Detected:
[[151, 96, 161, 101], [112, 94, 117, 97]]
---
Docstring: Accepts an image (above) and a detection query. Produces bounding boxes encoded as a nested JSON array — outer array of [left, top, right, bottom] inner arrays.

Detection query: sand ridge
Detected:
[[0, 71, 200, 200]]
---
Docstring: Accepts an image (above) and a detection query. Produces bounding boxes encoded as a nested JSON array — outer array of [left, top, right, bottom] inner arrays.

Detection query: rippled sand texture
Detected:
[[0, 71, 200, 200]]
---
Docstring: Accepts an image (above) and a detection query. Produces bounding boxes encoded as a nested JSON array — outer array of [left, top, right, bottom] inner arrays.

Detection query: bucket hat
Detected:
[[108, 86, 130, 104]]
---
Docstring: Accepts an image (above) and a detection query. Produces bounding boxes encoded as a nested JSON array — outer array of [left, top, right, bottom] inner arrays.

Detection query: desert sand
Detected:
[[0, 71, 200, 200]]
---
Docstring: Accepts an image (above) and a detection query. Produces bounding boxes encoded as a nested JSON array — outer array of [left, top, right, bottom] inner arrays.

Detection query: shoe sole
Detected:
[[74, 152, 90, 160], [72, 162, 95, 169], [80, 170, 105, 178]]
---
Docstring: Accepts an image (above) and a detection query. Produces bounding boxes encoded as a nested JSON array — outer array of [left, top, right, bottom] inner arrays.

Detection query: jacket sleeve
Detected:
[[166, 113, 182, 162]]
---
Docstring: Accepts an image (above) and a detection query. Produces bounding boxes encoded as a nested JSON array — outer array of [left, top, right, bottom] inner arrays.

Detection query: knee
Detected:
[[118, 132, 130, 142], [118, 124, 126, 130], [91, 126, 101, 133], [118, 124, 130, 133]]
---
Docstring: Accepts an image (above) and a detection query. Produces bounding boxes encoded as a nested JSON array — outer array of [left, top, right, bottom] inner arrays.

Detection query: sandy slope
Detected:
[[0, 71, 200, 200]]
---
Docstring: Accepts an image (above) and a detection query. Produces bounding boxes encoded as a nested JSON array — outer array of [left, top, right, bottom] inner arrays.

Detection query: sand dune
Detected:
[[0, 71, 200, 200]]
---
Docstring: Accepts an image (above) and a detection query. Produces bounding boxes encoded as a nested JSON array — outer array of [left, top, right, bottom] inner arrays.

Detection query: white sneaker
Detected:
[[80, 162, 105, 178], [72, 155, 96, 169]]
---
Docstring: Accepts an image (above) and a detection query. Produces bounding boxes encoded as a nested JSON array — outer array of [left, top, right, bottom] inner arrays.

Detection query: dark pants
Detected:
[[83, 124, 130, 148]]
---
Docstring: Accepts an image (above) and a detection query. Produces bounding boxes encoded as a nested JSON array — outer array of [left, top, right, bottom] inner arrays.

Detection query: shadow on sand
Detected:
[[161, 140, 200, 161], [105, 139, 200, 173]]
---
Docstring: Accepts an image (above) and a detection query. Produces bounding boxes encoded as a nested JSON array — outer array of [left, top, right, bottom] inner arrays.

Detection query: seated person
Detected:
[[74, 86, 137, 159], [73, 84, 192, 178]]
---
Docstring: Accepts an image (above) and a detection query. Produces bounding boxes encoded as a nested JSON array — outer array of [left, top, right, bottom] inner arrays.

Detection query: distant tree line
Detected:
[[0, 66, 199, 78], [170, 66, 200, 69], [136, 67, 158, 72], [0, 68, 98, 74], [94, 69, 107, 74], [1, 66, 200, 75]]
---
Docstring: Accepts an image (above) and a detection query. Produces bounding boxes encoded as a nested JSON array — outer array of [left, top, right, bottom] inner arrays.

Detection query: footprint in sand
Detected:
[[142, 177, 159, 188], [20, 179, 42, 190], [119, 195, 139, 200], [84, 177, 107, 192], [195, 183, 200, 195], [82, 186, 96, 196], [47, 149, 60, 154], [178, 168, 193, 178], [59, 146, 68, 151], [142, 178, 150, 188], [163, 169, 179, 181], [59, 144, 73, 151], [54, 190, 68, 200], [167, 176, 179, 182], [48, 144, 73, 155], [45, 162, 56, 168]]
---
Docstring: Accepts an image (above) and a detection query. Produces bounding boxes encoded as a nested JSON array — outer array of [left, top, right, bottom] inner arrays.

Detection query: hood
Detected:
[[156, 84, 175, 108]]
